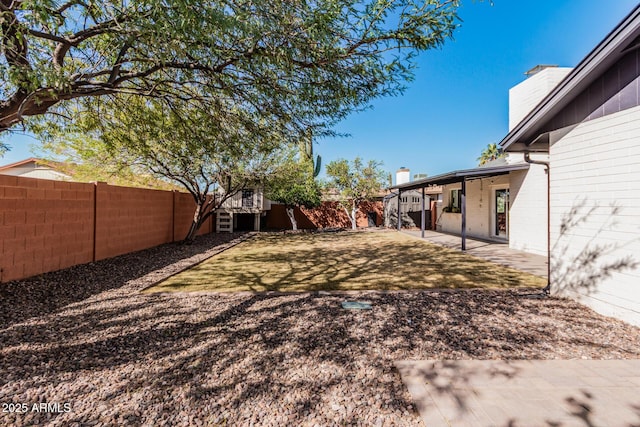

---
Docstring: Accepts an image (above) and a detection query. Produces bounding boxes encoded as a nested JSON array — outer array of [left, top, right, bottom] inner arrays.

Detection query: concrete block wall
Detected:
[[265, 201, 384, 230], [94, 183, 174, 261], [0, 175, 94, 282], [172, 191, 213, 242], [0, 176, 213, 282]]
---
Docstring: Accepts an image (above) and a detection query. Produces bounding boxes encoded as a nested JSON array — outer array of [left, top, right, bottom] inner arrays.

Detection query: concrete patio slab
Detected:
[[395, 359, 640, 427], [401, 230, 549, 278]]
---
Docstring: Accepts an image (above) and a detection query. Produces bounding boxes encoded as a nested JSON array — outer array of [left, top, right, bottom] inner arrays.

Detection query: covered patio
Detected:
[[389, 163, 530, 251]]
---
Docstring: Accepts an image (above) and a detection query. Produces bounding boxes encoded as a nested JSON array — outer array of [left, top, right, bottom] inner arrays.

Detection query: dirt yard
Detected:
[[1, 231, 638, 426]]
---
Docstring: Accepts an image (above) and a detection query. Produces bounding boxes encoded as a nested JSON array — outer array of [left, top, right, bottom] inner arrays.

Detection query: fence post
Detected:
[[92, 182, 98, 262], [172, 190, 176, 242]]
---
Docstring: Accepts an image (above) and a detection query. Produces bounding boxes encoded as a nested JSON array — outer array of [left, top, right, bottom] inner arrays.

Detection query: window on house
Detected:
[[450, 189, 461, 211], [242, 190, 254, 208]]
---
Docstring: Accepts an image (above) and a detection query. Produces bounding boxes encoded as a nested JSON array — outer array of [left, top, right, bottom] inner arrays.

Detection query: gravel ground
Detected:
[[1, 232, 640, 426]]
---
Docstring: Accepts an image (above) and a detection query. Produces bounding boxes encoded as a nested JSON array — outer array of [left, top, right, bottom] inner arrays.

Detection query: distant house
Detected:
[[500, 5, 640, 326], [383, 188, 442, 229], [0, 158, 71, 181]]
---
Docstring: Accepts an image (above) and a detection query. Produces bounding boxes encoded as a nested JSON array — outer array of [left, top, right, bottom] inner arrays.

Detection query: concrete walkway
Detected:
[[401, 230, 548, 278], [396, 359, 640, 427]]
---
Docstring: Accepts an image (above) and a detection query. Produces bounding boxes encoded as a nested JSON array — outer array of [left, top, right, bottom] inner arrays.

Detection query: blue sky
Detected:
[[2, 0, 639, 182], [316, 0, 640, 182]]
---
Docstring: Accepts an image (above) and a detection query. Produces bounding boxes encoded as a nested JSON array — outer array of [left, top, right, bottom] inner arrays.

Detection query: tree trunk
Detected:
[[344, 206, 357, 230], [183, 202, 203, 243], [286, 206, 298, 231], [350, 206, 357, 230]]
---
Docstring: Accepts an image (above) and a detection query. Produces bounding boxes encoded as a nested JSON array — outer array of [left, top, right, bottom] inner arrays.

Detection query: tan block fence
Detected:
[[0, 175, 212, 283]]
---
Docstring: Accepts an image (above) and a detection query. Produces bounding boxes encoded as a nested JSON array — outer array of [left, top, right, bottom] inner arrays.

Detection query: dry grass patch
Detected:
[[145, 230, 545, 293]]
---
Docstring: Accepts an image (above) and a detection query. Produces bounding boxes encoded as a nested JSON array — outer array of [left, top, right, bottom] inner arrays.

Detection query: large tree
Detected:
[[265, 156, 322, 231], [325, 157, 385, 230], [0, 0, 461, 140], [35, 96, 286, 242]]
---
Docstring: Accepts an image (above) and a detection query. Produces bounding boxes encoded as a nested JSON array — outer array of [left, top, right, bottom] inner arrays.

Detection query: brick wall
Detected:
[[265, 201, 384, 230], [549, 105, 640, 326], [264, 204, 318, 229], [0, 176, 212, 282]]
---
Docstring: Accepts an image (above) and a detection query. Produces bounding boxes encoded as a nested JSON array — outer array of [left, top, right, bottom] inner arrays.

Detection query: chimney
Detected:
[[508, 65, 573, 130], [396, 167, 410, 185]]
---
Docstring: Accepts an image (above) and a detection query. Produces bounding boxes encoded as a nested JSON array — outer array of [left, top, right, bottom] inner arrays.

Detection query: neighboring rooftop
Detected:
[[0, 157, 71, 181]]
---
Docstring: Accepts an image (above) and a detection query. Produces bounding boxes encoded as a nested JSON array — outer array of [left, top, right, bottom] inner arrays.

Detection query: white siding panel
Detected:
[[509, 167, 548, 256], [550, 105, 640, 326]]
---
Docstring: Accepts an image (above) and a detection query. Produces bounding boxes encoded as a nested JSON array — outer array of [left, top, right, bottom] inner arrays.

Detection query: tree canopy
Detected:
[[325, 157, 385, 229], [265, 155, 322, 230], [1, 0, 461, 139], [477, 142, 505, 166], [35, 95, 286, 241]]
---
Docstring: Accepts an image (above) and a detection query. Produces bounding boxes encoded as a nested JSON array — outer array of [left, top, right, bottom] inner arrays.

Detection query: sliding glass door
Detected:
[[494, 188, 509, 238]]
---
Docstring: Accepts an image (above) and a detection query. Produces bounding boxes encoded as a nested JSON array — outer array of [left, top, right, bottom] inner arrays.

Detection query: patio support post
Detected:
[[421, 186, 425, 238], [461, 178, 466, 251], [397, 190, 402, 231]]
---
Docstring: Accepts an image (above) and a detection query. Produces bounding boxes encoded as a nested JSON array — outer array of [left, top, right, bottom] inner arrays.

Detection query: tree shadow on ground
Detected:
[[400, 361, 640, 427], [1, 286, 639, 426], [149, 231, 545, 293], [0, 232, 247, 328]]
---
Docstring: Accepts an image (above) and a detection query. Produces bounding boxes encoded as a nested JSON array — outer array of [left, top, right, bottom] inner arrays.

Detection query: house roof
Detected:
[[500, 4, 640, 152], [0, 157, 42, 171], [0, 157, 71, 174], [390, 163, 529, 191]]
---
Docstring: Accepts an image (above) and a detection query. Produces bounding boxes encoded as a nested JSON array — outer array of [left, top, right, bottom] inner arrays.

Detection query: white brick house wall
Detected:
[[508, 165, 549, 256], [549, 105, 640, 326]]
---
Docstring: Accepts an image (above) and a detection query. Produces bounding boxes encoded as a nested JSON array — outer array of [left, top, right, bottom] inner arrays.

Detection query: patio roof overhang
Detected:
[[389, 163, 530, 191]]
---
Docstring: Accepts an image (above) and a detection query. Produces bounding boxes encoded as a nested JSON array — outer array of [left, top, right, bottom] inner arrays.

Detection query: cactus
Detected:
[[313, 154, 322, 178]]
